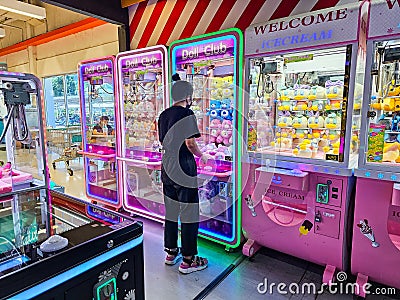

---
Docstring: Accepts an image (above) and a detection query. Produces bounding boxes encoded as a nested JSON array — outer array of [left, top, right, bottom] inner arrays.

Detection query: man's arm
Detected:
[[185, 138, 210, 164], [185, 138, 202, 157]]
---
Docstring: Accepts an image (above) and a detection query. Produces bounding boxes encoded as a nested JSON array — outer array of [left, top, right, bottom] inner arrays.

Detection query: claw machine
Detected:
[[169, 29, 243, 249], [352, 0, 400, 295], [242, 2, 369, 282], [116, 46, 168, 220], [78, 57, 120, 208]]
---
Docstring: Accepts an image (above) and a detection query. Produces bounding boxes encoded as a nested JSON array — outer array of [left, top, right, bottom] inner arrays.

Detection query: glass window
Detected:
[[66, 74, 81, 126], [247, 46, 350, 163], [44, 76, 66, 127]]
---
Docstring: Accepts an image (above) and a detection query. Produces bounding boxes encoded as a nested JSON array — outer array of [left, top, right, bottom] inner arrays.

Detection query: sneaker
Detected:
[[179, 256, 208, 274], [164, 248, 181, 265]]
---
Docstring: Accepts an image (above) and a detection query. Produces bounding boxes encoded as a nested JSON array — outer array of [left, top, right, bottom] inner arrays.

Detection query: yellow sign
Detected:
[[284, 54, 313, 64]]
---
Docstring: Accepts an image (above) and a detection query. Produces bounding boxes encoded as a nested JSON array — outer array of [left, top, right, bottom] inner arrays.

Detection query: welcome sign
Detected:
[[368, 0, 400, 38], [245, 3, 362, 56]]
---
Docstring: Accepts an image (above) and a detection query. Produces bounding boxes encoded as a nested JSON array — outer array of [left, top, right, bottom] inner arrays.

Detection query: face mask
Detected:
[[185, 99, 192, 109]]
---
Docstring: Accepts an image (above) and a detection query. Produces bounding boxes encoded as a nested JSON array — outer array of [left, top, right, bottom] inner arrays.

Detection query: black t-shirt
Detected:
[[158, 106, 201, 187]]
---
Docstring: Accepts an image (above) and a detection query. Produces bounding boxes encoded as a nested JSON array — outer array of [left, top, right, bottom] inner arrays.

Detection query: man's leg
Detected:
[[176, 185, 199, 257], [163, 184, 180, 250]]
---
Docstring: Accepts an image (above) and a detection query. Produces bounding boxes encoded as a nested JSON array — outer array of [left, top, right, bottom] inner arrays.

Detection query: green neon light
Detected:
[[96, 277, 117, 300], [169, 28, 244, 248]]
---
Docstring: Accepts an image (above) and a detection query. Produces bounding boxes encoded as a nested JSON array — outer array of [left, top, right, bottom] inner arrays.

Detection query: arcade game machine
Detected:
[[352, 0, 400, 295], [242, 2, 369, 282], [169, 29, 243, 249], [0, 197, 144, 300], [78, 57, 120, 209], [116, 46, 168, 221], [0, 72, 145, 300]]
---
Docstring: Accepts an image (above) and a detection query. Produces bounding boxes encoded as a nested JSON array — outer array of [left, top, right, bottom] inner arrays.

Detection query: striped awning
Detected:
[[128, 0, 359, 49]]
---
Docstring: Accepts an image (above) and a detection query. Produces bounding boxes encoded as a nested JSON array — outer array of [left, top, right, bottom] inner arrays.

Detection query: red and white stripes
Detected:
[[129, 0, 357, 49]]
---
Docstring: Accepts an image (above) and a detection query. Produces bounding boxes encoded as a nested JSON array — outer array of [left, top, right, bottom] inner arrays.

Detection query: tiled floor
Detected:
[[22, 152, 400, 299]]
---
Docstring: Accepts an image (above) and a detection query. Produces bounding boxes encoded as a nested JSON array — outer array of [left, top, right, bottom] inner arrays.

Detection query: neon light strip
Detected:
[[116, 46, 168, 217], [170, 29, 243, 246], [9, 236, 143, 299], [78, 57, 120, 207]]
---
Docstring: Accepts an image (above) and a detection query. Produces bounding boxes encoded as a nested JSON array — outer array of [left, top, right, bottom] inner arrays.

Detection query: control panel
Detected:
[[316, 176, 343, 207]]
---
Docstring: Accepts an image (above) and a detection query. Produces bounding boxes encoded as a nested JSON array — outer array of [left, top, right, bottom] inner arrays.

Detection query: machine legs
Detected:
[[355, 273, 368, 298], [243, 239, 261, 257], [323, 265, 336, 285]]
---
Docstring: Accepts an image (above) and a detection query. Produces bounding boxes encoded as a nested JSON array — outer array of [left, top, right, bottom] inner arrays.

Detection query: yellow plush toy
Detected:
[[383, 142, 400, 163]]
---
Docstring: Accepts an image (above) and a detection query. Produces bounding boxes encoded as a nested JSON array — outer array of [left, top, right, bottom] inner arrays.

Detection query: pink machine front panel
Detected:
[[243, 163, 352, 270], [352, 178, 400, 290]]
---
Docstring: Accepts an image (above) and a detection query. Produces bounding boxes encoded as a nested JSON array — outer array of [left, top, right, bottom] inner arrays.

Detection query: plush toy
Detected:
[[295, 143, 312, 158], [293, 85, 310, 100], [318, 137, 329, 151], [386, 81, 400, 97], [325, 113, 340, 129], [308, 112, 324, 129], [220, 129, 232, 145], [221, 76, 234, 89], [292, 100, 308, 111], [277, 115, 293, 127], [278, 87, 294, 101], [210, 118, 222, 128], [277, 101, 292, 111], [308, 100, 324, 111], [308, 86, 325, 100], [220, 100, 233, 120], [210, 88, 222, 100], [308, 86, 318, 100], [220, 98, 231, 109], [292, 116, 307, 128], [209, 127, 220, 143], [325, 80, 344, 99], [209, 119, 222, 143], [0, 162, 15, 178], [222, 88, 233, 98], [221, 119, 232, 130], [207, 100, 221, 120]]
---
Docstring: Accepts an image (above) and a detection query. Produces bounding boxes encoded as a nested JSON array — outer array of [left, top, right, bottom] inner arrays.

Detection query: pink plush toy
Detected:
[[210, 119, 222, 128], [221, 119, 232, 130], [209, 128, 220, 143], [220, 129, 232, 145], [0, 162, 15, 178]]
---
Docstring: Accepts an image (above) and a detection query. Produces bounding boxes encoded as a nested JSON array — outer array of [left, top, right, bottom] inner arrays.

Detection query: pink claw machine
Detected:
[[115, 46, 168, 221], [352, 0, 400, 295], [78, 57, 120, 209], [242, 2, 369, 282], [169, 29, 244, 249]]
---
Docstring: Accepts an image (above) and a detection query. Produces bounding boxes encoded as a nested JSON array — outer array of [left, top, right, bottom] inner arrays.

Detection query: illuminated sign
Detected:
[[120, 52, 163, 70], [245, 3, 361, 55], [87, 206, 121, 224], [173, 37, 235, 63], [80, 60, 113, 80]]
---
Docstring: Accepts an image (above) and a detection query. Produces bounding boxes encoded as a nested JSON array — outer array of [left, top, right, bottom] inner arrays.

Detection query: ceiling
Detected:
[[0, 1, 88, 50]]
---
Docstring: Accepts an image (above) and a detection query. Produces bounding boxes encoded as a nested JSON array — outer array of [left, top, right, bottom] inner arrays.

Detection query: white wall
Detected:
[[0, 23, 119, 77]]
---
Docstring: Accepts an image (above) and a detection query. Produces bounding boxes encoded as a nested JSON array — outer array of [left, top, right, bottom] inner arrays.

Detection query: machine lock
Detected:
[[315, 211, 322, 223]]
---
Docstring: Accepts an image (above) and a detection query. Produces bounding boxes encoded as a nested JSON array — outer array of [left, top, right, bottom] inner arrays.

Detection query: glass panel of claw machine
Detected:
[[78, 58, 119, 208], [247, 46, 358, 167], [0, 72, 48, 193], [169, 29, 243, 248], [362, 40, 400, 173], [116, 46, 168, 219]]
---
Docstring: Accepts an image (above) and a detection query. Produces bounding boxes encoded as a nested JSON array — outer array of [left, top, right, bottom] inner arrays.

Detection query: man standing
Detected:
[[158, 79, 209, 274]]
